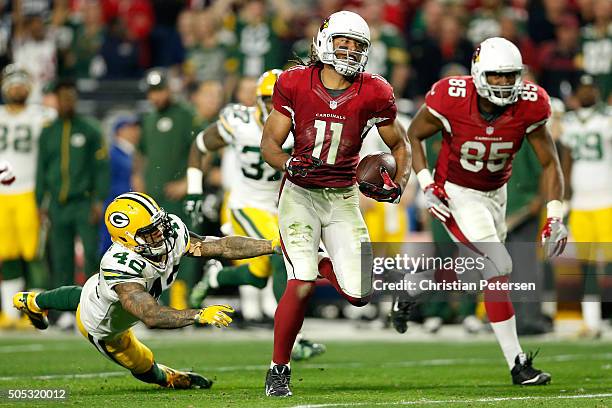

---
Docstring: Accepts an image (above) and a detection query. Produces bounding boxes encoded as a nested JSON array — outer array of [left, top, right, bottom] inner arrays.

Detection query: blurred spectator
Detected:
[[316, 0, 344, 19], [409, 0, 443, 41], [499, 9, 539, 74], [134, 68, 197, 309], [0, 1, 12, 70], [539, 14, 582, 100], [36, 79, 109, 291], [100, 17, 143, 78], [98, 115, 140, 254], [467, 0, 505, 46], [578, 0, 612, 101], [184, 9, 237, 88], [576, 0, 595, 26], [12, 10, 59, 103], [150, 0, 186, 68], [232, 0, 293, 77], [191, 80, 225, 133], [360, 0, 410, 96], [291, 16, 321, 63], [409, 14, 473, 97], [527, 0, 569, 44], [177, 9, 196, 49], [57, 0, 104, 79], [234, 76, 258, 107]]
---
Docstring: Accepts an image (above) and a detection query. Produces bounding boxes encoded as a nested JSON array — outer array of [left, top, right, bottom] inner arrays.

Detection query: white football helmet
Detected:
[[314, 11, 371, 77], [471, 37, 524, 106]]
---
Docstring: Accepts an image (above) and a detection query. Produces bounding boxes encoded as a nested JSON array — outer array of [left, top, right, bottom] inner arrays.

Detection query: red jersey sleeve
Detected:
[[369, 74, 397, 127], [521, 81, 551, 133], [424, 78, 454, 118], [272, 70, 296, 119]]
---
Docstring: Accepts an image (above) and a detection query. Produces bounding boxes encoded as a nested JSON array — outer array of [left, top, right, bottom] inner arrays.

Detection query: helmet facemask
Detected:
[[132, 210, 177, 262], [319, 34, 370, 77], [476, 69, 523, 106]]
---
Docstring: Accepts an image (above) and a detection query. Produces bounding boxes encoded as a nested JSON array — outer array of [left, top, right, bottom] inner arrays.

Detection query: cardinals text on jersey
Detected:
[[273, 65, 397, 188], [425, 76, 551, 191]]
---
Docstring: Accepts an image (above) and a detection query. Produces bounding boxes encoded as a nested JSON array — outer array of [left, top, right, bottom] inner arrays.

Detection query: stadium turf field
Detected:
[[0, 336, 610, 407]]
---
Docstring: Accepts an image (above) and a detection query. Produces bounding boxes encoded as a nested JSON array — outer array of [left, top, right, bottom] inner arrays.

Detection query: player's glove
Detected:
[[184, 194, 204, 226], [423, 183, 451, 222], [541, 217, 568, 258], [358, 167, 402, 204], [0, 161, 15, 186], [285, 154, 323, 177], [195, 304, 235, 328]]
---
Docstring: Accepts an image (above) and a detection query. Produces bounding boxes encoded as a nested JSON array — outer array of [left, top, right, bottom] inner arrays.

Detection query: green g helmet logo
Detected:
[[109, 211, 130, 228]]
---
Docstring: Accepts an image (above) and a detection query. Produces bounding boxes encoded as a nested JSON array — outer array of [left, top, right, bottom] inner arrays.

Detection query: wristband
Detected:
[[546, 200, 563, 219], [187, 167, 203, 195], [416, 168, 435, 190]]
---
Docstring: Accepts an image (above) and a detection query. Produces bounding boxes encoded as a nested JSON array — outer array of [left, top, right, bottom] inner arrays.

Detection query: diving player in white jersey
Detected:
[[560, 74, 612, 337], [185, 69, 325, 361], [0, 64, 56, 328], [14, 192, 279, 389]]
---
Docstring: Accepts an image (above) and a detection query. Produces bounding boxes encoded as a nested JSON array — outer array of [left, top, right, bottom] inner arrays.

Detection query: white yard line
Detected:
[[1, 352, 612, 380], [290, 393, 612, 408]]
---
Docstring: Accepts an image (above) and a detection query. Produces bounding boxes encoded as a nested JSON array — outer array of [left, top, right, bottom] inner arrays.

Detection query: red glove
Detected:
[[285, 154, 323, 177], [359, 167, 402, 204], [423, 183, 451, 222]]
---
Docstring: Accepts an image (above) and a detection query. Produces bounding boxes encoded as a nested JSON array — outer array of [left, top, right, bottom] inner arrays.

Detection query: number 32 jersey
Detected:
[[425, 76, 550, 191], [79, 214, 190, 339], [273, 65, 397, 188]]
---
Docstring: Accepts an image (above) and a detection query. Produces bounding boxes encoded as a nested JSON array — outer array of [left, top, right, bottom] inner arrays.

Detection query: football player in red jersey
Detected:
[[403, 37, 567, 385], [260, 11, 411, 397]]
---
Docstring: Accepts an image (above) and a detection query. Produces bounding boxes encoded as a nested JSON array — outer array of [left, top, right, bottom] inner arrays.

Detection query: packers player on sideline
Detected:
[[185, 70, 325, 361], [14, 192, 278, 389], [560, 74, 612, 338], [0, 65, 56, 329]]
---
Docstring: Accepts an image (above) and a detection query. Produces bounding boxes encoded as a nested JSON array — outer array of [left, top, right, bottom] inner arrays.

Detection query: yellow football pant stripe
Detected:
[[230, 208, 279, 278], [76, 305, 154, 374]]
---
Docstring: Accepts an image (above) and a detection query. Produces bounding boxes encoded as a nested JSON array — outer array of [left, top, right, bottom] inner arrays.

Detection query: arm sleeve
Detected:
[[35, 126, 48, 206], [92, 125, 110, 202], [216, 105, 237, 144], [525, 86, 551, 134], [272, 72, 294, 119], [373, 79, 397, 128]]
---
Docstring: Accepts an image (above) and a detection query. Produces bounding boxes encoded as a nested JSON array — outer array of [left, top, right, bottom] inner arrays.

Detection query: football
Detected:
[[356, 152, 397, 187]]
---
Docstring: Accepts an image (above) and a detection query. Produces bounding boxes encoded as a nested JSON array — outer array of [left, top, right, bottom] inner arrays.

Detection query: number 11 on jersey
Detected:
[[312, 120, 343, 165]]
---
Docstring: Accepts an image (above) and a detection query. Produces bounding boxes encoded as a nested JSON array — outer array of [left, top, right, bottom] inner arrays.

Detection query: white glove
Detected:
[[423, 183, 451, 222], [0, 161, 15, 186], [541, 217, 568, 258]]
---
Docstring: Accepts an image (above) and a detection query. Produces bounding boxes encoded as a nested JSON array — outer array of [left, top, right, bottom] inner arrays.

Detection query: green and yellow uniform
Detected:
[[36, 114, 109, 285]]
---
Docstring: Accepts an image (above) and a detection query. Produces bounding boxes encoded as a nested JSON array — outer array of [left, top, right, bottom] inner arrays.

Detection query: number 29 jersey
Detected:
[[79, 214, 190, 340], [273, 65, 397, 188], [425, 76, 551, 192]]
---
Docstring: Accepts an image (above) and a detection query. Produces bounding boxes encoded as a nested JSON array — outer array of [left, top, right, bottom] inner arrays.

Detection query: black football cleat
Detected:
[[265, 364, 292, 397], [389, 295, 416, 334], [511, 351, 551, 385]]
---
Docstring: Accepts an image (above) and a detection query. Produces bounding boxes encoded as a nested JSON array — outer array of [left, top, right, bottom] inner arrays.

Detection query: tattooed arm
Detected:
[[114, 282, 200, 329], [186, 231, 278, 259]]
